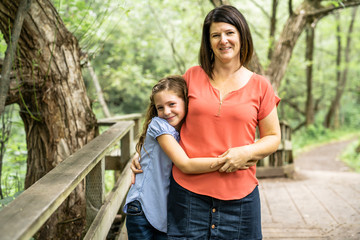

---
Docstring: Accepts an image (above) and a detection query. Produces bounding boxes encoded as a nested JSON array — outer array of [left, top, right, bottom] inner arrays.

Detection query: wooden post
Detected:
[[86, 158, 105, 228], [121, 131, 131, 166]]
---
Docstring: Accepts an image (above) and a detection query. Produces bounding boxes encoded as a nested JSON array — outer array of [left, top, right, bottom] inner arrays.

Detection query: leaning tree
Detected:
[[0, 0, 97, 238], [246, 0, 360, 92]]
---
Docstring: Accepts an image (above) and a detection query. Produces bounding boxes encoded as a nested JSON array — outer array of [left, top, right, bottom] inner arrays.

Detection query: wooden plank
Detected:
[[330, 182, 360, 215], [260, 180, 305, 225], [0, 121, 134, 240], [98, 114, 142, 126], [257, 164, 294, 178], [86, 159, 105, 228], [259, 185, 273, 224], [263, 225, 325, 239], [105, 156, 122, 170], [256, 166, 285, 178], [306, 183, 360, 224], [283, 182, 337, 227], [83, 160, 132, 240]]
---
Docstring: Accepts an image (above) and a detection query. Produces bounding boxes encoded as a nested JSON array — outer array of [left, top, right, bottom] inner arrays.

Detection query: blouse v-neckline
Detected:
[[206, 72, 255, 101]]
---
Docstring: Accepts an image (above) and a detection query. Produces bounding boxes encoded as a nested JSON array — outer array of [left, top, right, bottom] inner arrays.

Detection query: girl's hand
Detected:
[[130, 153, 142, 184], [211, 145, 254, 173]]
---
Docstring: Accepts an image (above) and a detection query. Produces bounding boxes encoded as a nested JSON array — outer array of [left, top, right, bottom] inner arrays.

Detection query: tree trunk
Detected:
[[265, 2, 310, 90], [261, 0, 360, 91], [0, 0, 30, 117], [0, 0, 98, 239], [324, 7, 358, 129], [324, 12, 342, 128], [305, 22, 316, 126], [268, 0, 279, 60], [86, 60, 112, 118]]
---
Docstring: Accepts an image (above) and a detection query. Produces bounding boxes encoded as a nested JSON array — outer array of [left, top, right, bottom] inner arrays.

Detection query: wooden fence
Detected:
[[0, 114, 292, 240], [256, 121, 294, 178], [0, 113, 142, 240]]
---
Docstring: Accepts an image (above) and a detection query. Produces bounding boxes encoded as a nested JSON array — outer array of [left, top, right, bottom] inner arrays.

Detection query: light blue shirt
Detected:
[[123, 117, 179, 233]]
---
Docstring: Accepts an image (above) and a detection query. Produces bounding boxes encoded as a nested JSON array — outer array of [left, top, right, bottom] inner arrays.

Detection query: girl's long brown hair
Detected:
[[136, 75, 188, 156]]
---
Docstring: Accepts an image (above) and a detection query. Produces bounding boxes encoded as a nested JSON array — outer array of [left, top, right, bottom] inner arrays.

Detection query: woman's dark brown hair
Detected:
[[199, 5, 254, 79]]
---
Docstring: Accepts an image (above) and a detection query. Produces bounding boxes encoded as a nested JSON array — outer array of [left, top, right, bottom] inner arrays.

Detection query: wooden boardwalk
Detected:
[[118, 169, 360, 240], [260, 169, 360, 239], [117, 139, 360, 240]]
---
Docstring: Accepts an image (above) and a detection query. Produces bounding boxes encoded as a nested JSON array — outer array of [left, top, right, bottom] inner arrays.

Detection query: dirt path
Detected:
[[294, 138, 357, 172], [260, 138, 360, 240]]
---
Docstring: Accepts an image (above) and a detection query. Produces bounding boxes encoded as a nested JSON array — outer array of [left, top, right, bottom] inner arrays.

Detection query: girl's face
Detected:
[[209, 22, 241, 65], [154, 90, 186, 130]]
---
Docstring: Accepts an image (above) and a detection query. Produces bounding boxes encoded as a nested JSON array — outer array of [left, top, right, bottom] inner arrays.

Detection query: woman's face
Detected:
[[209, 22, 241, 65]]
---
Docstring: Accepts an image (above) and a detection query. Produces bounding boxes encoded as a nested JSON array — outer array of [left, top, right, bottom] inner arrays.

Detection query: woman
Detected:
[[132, 5, 280, 240]]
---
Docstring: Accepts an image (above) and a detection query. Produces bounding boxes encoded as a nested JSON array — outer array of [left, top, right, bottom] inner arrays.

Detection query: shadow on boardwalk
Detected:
[[260, 138, 360, 240]]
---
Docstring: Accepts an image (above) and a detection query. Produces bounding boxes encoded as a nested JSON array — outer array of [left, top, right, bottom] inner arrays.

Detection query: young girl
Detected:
[[123, 76, 224, 240]]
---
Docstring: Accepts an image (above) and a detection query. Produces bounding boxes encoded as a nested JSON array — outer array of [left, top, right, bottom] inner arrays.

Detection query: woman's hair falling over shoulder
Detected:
[[199, 5, 254, 79], [135, 75, 188, 155]]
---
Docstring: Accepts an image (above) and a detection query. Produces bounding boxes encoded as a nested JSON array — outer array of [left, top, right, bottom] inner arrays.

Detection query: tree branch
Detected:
[[282, 98, 305, 115], [148, 3, 186, 73], [289, 0, 293, 16], [0, 0, 31, 117], [307, 0, 360, 18], [210, 0, 231, 7]]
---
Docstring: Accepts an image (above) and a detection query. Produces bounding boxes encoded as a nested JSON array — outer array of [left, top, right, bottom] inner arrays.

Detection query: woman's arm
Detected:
[[157, 134, 224, 174], [211, 107, 281, 173]]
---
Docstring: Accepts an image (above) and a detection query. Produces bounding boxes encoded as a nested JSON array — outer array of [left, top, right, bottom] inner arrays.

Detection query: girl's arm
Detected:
[[157, 134, 224, 174], [211, 107, 281, 173]]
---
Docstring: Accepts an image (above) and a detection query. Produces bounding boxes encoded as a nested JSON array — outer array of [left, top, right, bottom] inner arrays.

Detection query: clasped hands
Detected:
[[130, 146, 257, 184]]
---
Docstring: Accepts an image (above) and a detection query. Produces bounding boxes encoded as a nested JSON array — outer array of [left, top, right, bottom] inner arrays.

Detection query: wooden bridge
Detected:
[[0, 114, 358, 239], [0, 114, 142, 240]]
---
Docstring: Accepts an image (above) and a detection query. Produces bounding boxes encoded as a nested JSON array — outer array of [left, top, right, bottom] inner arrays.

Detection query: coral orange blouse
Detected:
[[172, 66, 280, 200]]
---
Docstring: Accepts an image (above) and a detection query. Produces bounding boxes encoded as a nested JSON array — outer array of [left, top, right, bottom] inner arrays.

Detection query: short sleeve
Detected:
[[147, 117, 180, 141], [258, 77, 281, 120]]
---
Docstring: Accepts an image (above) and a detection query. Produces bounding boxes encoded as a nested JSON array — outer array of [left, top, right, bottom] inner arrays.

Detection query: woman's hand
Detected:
[[212, 107, 281, 173], [130, 153, 142, 184], [211, 145, 255, 173]]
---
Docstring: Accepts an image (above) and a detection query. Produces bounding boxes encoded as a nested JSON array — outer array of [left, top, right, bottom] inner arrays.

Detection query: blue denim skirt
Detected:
[[167, 176, 262, 240]]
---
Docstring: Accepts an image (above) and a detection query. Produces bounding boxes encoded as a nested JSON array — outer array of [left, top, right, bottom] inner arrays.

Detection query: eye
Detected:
[[227, 31, 235, 35], [211, 34, 220, 38], [157, 106, 163, 111], [169, 103, 176, 106]]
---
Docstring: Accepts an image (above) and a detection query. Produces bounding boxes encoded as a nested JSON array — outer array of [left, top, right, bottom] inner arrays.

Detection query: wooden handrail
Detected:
[[0, 120, 137, 240], [0, 113, 291, 239]]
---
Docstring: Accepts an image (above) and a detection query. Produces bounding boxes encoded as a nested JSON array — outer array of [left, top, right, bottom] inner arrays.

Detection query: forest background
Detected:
[[0, 0, 359, 219]]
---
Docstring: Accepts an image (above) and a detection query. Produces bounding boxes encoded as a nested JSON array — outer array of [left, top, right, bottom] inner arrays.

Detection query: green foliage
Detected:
[[79, 0, 213, 115], [292, 124, 359, 157], [341, 138, 360, 172], [1, 105, 27, 202], [105, 170, 115, 193], [0, 191, 23, 210], [0, 33, 6, 57]]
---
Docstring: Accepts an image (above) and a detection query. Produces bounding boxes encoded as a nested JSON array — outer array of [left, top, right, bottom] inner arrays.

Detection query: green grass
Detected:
[[292, 124, 359, 158], [341, 139, 360, 172]]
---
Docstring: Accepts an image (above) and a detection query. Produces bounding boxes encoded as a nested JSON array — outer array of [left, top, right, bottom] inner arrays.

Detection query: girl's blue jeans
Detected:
[[126, 200, 167, 240]]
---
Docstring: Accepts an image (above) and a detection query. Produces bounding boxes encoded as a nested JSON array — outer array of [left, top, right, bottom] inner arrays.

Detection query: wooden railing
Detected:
[[0, 113, 142, 240], [256, 121, 294, 178], [0, 114, 292, 239]]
